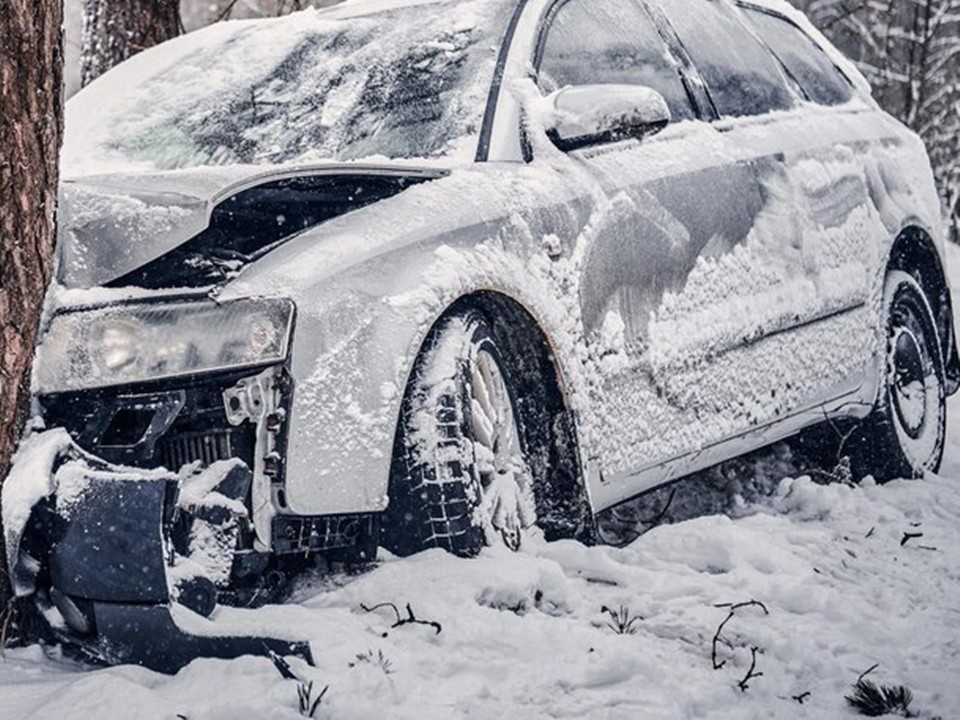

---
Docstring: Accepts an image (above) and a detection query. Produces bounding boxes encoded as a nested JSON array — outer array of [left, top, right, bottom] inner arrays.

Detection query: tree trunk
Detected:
[[0, 0, 63, 611], [81, 0, 181, 87]]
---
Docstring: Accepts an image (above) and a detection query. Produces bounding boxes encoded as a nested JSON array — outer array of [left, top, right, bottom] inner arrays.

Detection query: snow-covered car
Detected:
[[6, 0, 957, 670]]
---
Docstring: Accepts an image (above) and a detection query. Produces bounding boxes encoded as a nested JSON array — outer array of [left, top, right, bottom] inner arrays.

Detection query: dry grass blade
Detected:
[[600, 605, 643, 635], [845, 679, 916, 717]]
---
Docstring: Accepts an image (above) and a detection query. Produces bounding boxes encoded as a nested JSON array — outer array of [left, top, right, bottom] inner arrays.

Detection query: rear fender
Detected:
[[885, 225, 959, 395]]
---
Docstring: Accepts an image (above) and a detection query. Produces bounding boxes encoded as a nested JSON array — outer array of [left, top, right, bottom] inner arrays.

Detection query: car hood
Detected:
[[58, 162, 446, 289]]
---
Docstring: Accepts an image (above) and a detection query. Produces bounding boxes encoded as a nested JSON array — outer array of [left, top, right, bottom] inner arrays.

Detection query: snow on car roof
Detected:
[[62, 0, 517, 178]]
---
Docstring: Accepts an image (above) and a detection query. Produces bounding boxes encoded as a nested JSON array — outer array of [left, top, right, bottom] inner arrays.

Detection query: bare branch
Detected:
[[214, 0, 244, 23], [360, 602, 442, 634], [857, 662, 880, 685], [711, 600, 769, 670], [900, 531, 923, 546], [737, 647, 763, 692]]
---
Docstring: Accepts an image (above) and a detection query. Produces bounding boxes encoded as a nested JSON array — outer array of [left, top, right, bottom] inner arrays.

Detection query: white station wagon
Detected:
[[7, 0, 956, 671]]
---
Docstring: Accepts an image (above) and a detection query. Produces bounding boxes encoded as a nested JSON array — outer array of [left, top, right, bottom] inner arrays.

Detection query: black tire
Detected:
[[853, 270, 946, 481], [382, 310, 540, 557]]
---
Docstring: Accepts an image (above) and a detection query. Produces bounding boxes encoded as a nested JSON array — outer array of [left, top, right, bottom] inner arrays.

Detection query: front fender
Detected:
[[280, 234, 592, 516], [219, 166, 595, 517]]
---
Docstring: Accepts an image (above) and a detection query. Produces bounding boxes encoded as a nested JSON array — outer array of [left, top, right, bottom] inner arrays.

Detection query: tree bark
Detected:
[[0, 0, 63, 611], [81, 0, 181, 87]]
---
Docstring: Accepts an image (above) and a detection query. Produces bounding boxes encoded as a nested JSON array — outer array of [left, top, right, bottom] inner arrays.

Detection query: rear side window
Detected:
[[740, 7, 854, 106], [538, 0, 695, 121], [663, 0, 793, 118]]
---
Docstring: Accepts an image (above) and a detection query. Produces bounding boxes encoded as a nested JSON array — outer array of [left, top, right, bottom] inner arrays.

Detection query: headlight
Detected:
[[36, 298, 295, 392]]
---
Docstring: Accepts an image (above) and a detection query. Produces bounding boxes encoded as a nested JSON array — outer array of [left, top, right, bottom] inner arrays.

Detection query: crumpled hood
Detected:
[[58, 162, 445, 289]]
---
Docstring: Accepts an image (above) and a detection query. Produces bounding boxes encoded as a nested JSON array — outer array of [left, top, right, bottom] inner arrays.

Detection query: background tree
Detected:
[[795, 0, 960, 236], [71, 0, 342, 94], [0, 0, 63, 609], [80, 0, 182, 86]]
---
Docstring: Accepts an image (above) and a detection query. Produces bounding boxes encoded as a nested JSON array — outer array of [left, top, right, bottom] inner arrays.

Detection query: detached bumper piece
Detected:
[[46, 473, 173, 604], [19, 455, 312, 674], [91, 603, 312, 673]]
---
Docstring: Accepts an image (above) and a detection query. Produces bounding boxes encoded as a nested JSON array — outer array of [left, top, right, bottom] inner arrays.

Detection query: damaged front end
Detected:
[[5, 166, 438, 671], [15, 451, 310, 671], [5, 298, 324, 672]]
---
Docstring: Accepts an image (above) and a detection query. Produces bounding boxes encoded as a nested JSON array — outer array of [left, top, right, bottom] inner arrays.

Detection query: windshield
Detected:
[[62, 0, 514, 177]]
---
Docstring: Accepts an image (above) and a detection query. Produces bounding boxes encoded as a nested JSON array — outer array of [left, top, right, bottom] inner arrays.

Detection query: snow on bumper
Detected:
[[2, 428, 174, 597], [2, 429, 311, 672]]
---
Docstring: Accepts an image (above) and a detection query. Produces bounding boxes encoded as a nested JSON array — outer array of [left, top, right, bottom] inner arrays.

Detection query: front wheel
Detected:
[[382, 311, 539, 557], [854, 270, 946, 481]]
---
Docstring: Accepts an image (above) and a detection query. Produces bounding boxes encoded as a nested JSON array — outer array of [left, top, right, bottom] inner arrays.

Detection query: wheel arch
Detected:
[[886, 225, 960, 395], [388, 289, 594, 544]]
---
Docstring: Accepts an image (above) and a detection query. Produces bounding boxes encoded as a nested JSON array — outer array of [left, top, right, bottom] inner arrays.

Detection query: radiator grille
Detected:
[[158, 428, 234, 471]]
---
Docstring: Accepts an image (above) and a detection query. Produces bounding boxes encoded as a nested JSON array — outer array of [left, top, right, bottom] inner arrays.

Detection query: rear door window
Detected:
[[740, 7, 854, 106], [662, 0, 793, 118], [538, 0, 696, 121]]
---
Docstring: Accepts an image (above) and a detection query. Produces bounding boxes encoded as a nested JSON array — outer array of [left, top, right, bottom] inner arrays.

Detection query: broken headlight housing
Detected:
[[36, 298, 295, 392]]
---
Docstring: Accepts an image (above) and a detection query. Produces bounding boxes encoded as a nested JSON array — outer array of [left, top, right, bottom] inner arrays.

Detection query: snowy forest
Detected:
[[2, 0, 960, 717]]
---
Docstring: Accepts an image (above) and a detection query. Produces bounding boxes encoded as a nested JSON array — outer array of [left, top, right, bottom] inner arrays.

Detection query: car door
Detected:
[[534, 0, 800, 506], [732, 1, 886, 380], [537, 0, 868, 506], [658, 0, 884, 433]]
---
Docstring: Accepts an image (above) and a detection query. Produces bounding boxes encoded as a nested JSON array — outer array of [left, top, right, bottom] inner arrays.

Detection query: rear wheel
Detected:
[[854, 270, 946, 481], [383, 311, 539, 557]]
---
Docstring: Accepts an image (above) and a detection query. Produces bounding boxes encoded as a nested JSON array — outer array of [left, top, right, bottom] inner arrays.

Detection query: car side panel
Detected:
[[219, 112, 943, 520], [590, 107, 946, 508]]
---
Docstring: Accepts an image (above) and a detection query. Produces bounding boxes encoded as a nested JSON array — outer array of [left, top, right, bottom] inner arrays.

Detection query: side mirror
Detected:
[[546, 84, 671, 151]]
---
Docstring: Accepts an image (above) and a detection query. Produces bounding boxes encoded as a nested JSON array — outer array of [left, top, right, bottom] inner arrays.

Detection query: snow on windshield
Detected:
[[62, 0, 514, 177]]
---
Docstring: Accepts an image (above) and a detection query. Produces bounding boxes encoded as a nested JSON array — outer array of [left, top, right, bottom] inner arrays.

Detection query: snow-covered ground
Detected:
[[2, 249, 959, 719]]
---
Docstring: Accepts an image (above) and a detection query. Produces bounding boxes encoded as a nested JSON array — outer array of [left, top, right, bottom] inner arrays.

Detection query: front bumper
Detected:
[[12, 439, 311, 674], [88, 602, 312, 672], [41, 468, 173, 604]]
